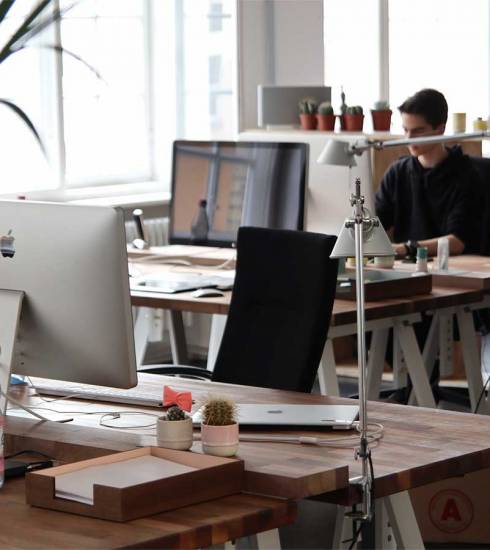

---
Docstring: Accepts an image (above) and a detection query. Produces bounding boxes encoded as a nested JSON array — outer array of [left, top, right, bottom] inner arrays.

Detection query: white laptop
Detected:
[[192, 404, 359, 430]]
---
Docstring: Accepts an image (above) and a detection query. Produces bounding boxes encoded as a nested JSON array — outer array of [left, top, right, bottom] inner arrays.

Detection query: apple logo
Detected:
[[0, 230, 15, 258]]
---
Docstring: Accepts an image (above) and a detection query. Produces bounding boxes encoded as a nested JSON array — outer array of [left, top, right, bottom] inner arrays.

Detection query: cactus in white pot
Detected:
[[200, 396, 239, 457], [157, 405, 193, 450]]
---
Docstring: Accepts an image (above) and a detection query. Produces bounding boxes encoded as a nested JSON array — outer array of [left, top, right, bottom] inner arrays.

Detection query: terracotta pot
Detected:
[[316, 114, 335, 131], [156, 417, 193, 450], [371, 109, 392, 131], [201, 423, 239, 457], [299, 113, 317, 130], [343, 114, 364, 132]]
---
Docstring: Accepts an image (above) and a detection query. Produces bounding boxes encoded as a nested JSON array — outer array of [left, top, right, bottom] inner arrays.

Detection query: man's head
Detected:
[[398, 89, 448, 157]]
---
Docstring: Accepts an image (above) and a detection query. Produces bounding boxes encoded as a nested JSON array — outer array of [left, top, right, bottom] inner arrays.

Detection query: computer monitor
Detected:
[[169, 140, 307, 247], [0, 201, 137, 413]]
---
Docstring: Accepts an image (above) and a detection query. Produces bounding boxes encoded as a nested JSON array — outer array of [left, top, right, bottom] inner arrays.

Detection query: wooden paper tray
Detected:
[[26, 446, 244, 522], [337, 269, 432, 301]]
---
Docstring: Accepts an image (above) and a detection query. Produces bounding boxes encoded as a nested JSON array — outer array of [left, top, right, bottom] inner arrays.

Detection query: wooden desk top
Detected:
[[1, 477, 295, 549], [130, 262, 485, 325], [394, 255, 490, 291], [7, 374, 490, 506]]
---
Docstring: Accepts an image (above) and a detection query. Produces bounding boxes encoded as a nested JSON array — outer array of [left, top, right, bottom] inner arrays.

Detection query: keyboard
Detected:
[[30, 378, 163, 408]]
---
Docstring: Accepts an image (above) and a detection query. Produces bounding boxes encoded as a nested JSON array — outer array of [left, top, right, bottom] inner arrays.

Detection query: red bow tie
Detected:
[[163, 385, 192, 412]]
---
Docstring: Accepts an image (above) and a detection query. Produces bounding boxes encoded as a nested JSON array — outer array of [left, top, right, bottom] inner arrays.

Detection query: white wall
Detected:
[[237, 0, 325, 131]]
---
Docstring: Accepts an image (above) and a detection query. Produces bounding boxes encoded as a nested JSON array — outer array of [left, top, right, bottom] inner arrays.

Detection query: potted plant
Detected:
[[0, 1, 98, 153], [337, 85, 347, 130], [298, 97, 318, 130], [316, 101, 335, 131], [156, 405, 193, 450], [371, 100, 392, 131], [200, 396, 239, 457], [344, 105, 364, 132]]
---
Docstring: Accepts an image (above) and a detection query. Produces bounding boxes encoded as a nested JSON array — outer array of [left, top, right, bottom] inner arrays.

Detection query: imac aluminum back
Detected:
[[0, 201, 137, 388]]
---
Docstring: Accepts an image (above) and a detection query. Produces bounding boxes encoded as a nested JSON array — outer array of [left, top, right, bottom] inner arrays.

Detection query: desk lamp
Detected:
[[318, 129, 490, 522]]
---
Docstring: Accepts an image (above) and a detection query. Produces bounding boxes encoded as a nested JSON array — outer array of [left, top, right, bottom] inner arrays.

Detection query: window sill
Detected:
[[5, 182, 170, 209], [68, 190, 171, 208]]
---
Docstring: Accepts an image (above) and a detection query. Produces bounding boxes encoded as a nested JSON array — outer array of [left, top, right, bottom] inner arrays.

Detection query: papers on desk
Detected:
[[55, 456, 196, 505], [131, 271, 235, 294]]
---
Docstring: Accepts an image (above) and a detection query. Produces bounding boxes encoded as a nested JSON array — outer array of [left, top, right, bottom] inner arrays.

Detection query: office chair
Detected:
[[140, 226, 339, 393]]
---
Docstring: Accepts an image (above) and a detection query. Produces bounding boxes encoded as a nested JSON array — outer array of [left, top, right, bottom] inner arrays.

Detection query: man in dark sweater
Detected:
[[375, 88, 480, 258]]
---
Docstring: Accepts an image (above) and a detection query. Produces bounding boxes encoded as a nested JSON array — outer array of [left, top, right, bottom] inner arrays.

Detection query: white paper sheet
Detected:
[[55, 455, 196, 505]]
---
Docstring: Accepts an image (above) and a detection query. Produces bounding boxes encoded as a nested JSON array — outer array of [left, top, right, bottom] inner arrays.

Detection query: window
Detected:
[[0, 0, 237, 199], [324, 0, 379, 125], [324, 0, 490, 135], [179, 0, 236, 139], [389, 0, 489, 133], [60, 0, 151, 187]]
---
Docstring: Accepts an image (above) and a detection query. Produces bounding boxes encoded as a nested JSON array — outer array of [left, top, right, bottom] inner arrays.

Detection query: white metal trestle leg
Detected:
[[167, 310, 189, 365], [395, 321, 436, 408], [383, 491, 425, 549], [318, 338, 340, 396], [207, 314, 227, 371], [367, 328, 390, 400], [457, 307, 490, 414], [133, 307, 153, 369]]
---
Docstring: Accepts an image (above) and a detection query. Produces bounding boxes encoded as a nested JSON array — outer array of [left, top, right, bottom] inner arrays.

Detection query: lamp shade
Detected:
[[330, 217, 394, 258], [317, 139, 357, 167]]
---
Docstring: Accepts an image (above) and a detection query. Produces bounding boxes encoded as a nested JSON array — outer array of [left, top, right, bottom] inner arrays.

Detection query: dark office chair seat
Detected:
[[140, 226, 339, 393], [469, 155, 490, 256]]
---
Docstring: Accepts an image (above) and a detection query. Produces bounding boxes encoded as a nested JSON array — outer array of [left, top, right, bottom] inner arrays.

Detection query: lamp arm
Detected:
[[371, 130, 490, 150]]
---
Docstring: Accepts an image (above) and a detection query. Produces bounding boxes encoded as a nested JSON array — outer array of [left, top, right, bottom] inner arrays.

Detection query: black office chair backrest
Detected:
[[469, 156, 490, 255], [211, 227, 338, 392]]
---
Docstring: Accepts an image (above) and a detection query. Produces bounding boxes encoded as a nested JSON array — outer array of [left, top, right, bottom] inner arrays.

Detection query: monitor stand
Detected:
[[0, 289, 70, 422], [0, 290, 24, 415]]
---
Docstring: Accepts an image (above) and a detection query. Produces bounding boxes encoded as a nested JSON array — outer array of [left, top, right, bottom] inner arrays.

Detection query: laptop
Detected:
[[192, 404, 359, 430]]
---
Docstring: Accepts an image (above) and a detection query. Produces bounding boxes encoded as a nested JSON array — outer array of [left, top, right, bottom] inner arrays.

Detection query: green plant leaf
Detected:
[[40, 44, 103, 81], [0, 98, 46, 156], [0, 1, 77, 64], [0, 0, 16, 26], [0, 0, 51, 62]]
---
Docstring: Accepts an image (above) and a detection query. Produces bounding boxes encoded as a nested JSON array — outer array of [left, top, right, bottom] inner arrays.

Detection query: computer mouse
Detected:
[[191, 288, 225, 298]]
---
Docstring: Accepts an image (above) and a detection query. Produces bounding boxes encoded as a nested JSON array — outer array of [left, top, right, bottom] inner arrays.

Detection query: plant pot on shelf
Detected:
[[157, 416, 193, 450], [337, 114, 346, 131], [371, 109, 392, 131], [316, 114, 336, 131], [201, 423, 239, 457], [299, 113, 317, 130], [343, 114, 364, 132]]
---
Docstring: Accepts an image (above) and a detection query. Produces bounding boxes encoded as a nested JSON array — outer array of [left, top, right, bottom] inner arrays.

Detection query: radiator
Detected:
[[125, 216, 169, 247]]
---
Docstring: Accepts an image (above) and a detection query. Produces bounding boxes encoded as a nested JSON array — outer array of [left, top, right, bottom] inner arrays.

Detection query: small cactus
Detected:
[[346, 105, 363, 116], [166, 405, 187, 421], [340, 86, 347, 114], [201, 396, 237, 426], [318, 101, 334, 115], [373, 100, 390, 111], [298, 97, 318, 115]]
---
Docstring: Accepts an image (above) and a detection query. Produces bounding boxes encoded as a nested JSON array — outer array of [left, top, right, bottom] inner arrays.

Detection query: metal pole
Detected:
[[353, 178, 372, 521]]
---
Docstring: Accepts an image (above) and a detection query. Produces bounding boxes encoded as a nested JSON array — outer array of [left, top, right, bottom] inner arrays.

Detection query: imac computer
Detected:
[[169, 140, 307, 247], [0, 201, 137, 414]]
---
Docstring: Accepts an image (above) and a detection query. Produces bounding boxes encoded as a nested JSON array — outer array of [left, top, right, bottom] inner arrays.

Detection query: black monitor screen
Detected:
[[169, 140, 307, 247]]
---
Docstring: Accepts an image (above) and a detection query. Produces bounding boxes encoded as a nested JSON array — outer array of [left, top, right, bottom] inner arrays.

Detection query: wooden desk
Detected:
[[130, 261, 486, 409], [7, 375, 490, 548], [1, 477, 295, 549]]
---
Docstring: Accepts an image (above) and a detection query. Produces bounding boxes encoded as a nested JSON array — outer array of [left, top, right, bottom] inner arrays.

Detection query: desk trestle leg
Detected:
[[383, 491, 425, 549], [223, 528, 281, 550]]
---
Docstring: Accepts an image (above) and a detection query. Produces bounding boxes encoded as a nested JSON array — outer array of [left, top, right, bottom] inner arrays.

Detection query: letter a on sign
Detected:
[[429, 489, 473, 534], [441, 498, 462, 522]]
